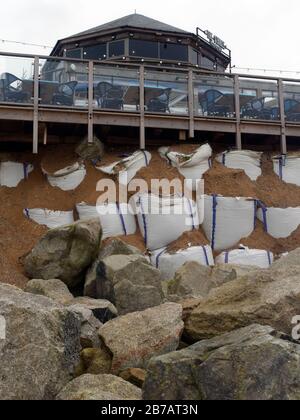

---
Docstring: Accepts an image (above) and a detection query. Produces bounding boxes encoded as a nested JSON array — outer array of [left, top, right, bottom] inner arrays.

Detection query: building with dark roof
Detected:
[[51, 13, 231, 71]]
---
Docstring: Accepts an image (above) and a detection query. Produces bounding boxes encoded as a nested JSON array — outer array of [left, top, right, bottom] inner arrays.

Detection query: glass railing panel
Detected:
[[0, 54, 35, 105], [93, 64, 140, 112], [239, 78, 279, 121], [194, 73, 235, 118], [144, 69, 188, 115], [39, 58, 88, 108], [283, 81, 300, 123]]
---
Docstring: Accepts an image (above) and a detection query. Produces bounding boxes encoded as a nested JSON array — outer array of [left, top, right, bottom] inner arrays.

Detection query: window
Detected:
[[66, 49, 82, 59], [190, 49, 199, 65], [109, 40, 125, 58], [160, 43, 188, 62], [83, 44, 107, 60], [129, 40, 159, 58], [201, 55, 215, 70]]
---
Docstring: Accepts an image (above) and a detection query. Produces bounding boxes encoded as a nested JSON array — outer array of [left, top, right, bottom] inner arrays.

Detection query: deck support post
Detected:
[[278, 78, 287, 155], [188, 69, 195, 138], [88, 61, 94, 144], [33, 56, 39, 154], [139, 65, 145, 150], [234, 74, 242, 150]]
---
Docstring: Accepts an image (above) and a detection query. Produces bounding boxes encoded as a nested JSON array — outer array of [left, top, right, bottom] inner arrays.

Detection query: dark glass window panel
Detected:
[[160, 43, 188, 62], [109, 40, 125, 57], [83, 44, 107, 60], [129, 40, 159, 58], [66, 49, 82, 59], [191, 49, 198, 65], [201, 56, 215, 70]]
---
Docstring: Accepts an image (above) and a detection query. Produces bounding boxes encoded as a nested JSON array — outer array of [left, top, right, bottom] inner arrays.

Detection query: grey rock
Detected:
[[0, 283, 81, 400], [24, 219, 102, 288], [25, 278, 74, 305], [99, 238, 143, 260], [168, 262, 256, 301], [56, 374, 142, 400], [185, 266, 300, 342], [99, 303, 184, 374], [66, 297, 118, 324], [85, 254, 164, 315], [143, 324, 300, 401], [67, 304, 103, 349], [76, 135, 105, 161]]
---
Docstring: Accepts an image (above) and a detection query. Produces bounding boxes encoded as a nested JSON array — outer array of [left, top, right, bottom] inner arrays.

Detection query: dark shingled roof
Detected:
[[69, 13, 190, 39]]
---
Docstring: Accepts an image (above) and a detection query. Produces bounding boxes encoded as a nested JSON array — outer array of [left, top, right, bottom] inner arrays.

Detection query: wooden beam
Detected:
[[139, 65, 145, 150], [33, 56, 40, 154], [88, 61, 94, 143]]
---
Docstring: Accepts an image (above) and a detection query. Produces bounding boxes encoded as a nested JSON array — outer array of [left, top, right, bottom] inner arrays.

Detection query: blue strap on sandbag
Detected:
[[222, 152, 226, 166], [116, 203, 127, 236], [225, 251, 229, 264], [138, 197, 148, 247], [24, 208, 30, 219], [208, 158, 212, 169], [211, 195, 218, 251], [155, 249, 166, 269], [141, 150, 149, 167], [255, 200, 268, 232], [185, 197, 196, 230], [202, 246, 210, 266]]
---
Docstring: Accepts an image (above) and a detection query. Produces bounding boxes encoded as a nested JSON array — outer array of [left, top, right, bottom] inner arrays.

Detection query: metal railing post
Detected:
[[88, 61, 94, 144], [234, 74, 242, 150], [188, 69, 195, 138], [139, 65, 145, 150], [278, 78, 287, 155], [33, 56, 39, 154]]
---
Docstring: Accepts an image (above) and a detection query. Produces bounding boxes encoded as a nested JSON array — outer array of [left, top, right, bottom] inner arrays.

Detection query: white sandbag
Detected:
[[273, 154, 300, 186], [159, 144, 212, 190], [133, 193, 200, 251], [151, 245, 214, 280], [0, 161, 34, 187], [76, 202, 136, 239], [202, 195, 256, 251], [24, 208, 74, 229], [46, 163, 86, 191], [257, 206, 300, 239], [216, 246, 274, 269], [97, 150, 151, 185], [216, 150, 262, 181]]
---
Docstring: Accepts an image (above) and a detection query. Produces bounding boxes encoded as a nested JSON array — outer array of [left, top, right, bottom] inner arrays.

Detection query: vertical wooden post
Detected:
[[278, 78, 287, 155], [43, 124, 48, 145], [188, 69, 195, 138], [234, 74, 242, 150], [33, 56, 39, 154], [88, 61, 94, 144], [139, 65, 145, 150]]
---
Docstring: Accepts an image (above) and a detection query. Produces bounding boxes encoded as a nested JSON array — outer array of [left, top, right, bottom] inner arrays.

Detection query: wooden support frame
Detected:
[[188, 69, 195, 138], [33, 56, 40, 154], [88, 61, 94, 143], [278, 78, 287, 155], [139, 64, 145, 150], [234, 74, 242, 150]]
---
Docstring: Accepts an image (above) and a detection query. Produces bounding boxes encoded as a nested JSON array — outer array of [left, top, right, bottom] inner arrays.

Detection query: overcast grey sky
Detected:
[[0, 0, 299, 75]]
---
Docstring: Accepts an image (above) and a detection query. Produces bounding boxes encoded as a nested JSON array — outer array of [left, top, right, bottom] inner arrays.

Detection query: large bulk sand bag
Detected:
[[44, 162, 87, 191], [97, 150, 151, 186], [216, 150, 263, 181], [0, 162, 34, 187], [216, 246, 274, 269], [151, 246, 214, 281], [133, 193, 200, 251], [201, 195, 256, 251], [257, 206, 300, 239], [76, 202, 136, 239], [273, 154, 300, 186], [24, 209, 74, 229], [159, 144, 212, 191]]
